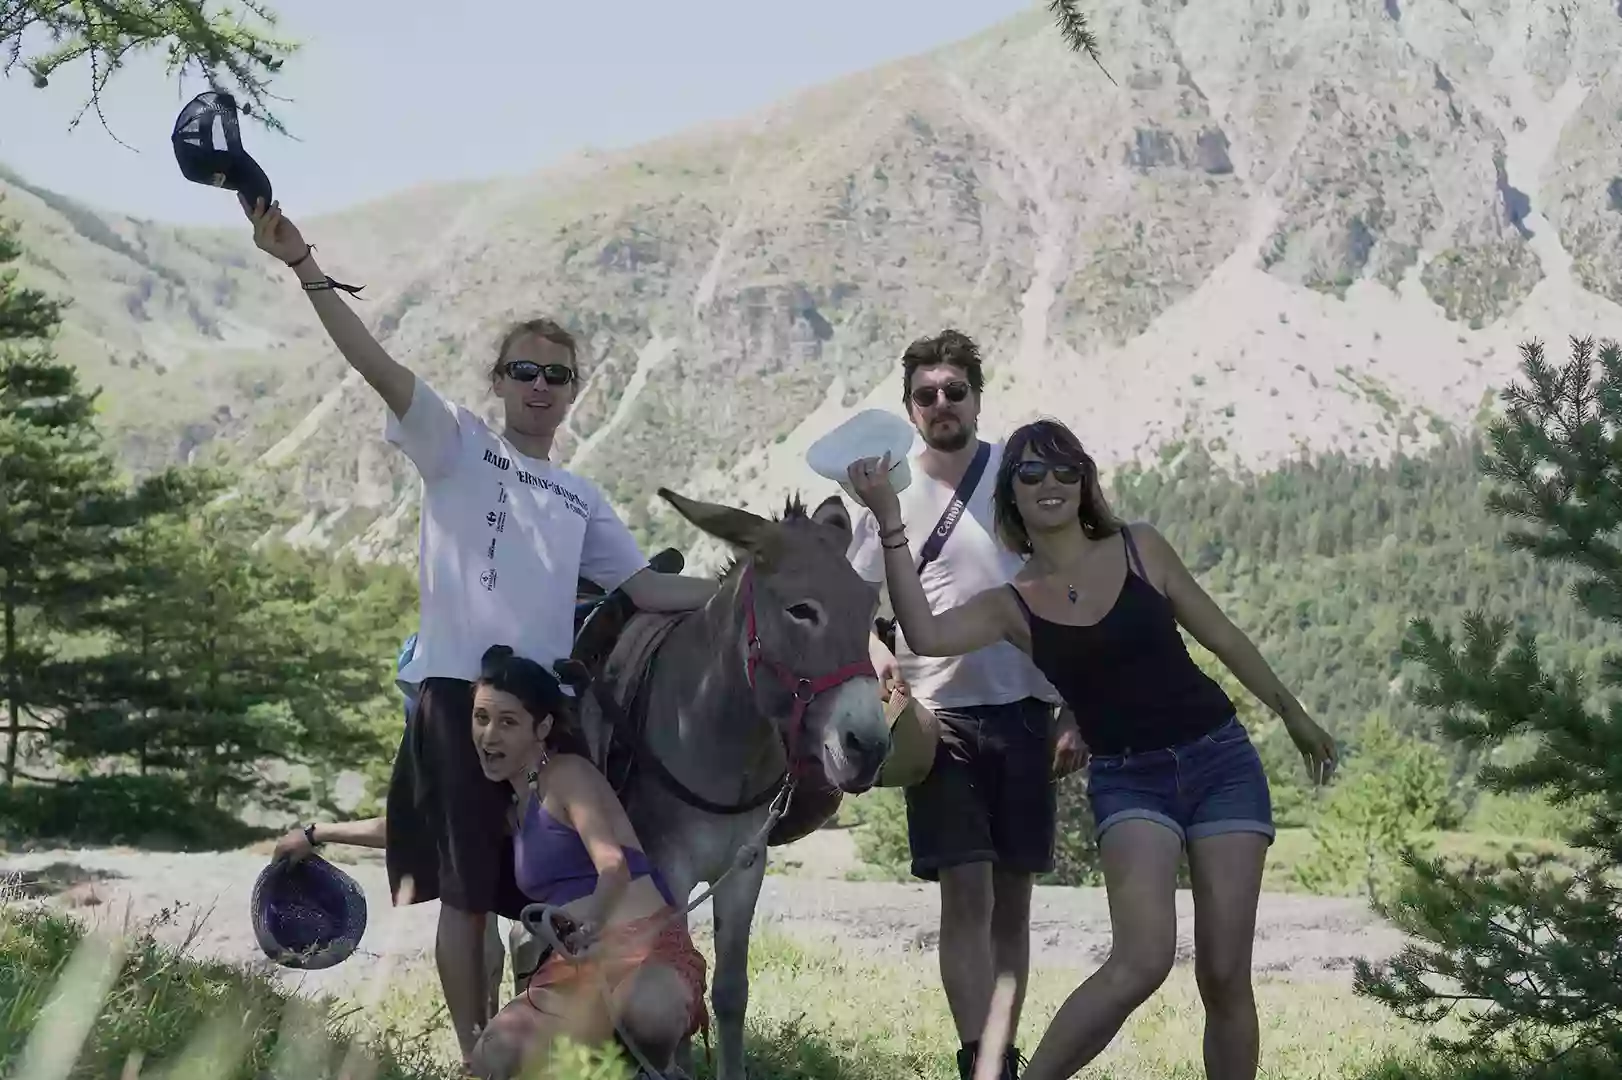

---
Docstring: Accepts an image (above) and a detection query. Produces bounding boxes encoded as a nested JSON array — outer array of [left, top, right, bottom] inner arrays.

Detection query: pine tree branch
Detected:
[[3, 0, 298, 135], [1047, 0, 1114, 83]]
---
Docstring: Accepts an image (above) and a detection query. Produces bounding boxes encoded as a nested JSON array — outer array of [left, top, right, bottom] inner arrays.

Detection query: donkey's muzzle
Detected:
[[831, 723, 890, 793]]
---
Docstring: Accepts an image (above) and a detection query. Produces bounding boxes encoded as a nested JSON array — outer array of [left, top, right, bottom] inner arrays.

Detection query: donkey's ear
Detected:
[[658, 488, 775, 555]]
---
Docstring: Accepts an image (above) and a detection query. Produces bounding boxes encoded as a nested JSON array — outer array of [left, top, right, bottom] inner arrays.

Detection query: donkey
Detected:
[[581, 487, 892, 1080]]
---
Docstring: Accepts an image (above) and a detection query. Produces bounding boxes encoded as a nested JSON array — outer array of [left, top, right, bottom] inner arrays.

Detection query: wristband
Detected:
[[302, 276, 366, 297], [304, 823, 321, 848], [286, 244, 313, 269]]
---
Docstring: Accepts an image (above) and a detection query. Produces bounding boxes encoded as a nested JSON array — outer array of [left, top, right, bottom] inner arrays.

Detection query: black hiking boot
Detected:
[[956, 1043, 1026, 1080]]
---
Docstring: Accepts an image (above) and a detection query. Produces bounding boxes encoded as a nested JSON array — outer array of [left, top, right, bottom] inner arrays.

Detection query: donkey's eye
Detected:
[[786, 602, 822, 625]]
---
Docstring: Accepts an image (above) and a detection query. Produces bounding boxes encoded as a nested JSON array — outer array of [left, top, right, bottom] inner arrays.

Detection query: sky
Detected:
[[3, 0, 1038, 226]]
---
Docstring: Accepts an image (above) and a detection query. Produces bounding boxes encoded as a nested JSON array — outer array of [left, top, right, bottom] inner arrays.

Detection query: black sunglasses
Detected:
[[502, 360, 576, 386], [908, 381, 966, 410], [909, 381, 970, 408], [1014, 460, 1084, 486]]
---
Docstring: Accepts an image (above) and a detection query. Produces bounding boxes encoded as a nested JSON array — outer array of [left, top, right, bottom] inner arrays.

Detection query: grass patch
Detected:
[[368, 924, 1432, 1079], [721, 935, 1431, 1079], [6, 891, 1483, 1080], [0, 900, 454, 1079]]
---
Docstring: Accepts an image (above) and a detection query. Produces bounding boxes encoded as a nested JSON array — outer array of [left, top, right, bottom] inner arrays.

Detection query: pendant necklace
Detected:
[[1067, 584, 1078, 604]]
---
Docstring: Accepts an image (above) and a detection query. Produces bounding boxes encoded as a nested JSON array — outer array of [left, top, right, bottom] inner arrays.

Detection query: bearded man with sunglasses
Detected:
[[846, 330, 1087, 1080], [243, 197, 716, 1065]]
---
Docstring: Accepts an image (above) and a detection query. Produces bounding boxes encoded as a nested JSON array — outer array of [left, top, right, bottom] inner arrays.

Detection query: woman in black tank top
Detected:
[[848, 419, 1335, 1080]]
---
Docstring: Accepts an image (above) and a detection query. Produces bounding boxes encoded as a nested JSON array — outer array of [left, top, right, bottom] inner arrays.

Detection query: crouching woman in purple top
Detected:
[[273, 645, 705, 1080], [846, 419, 1337, 1080]]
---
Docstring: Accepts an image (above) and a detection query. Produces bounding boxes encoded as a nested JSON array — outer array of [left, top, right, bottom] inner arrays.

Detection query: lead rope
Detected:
[[519, 779, 797, 1079]]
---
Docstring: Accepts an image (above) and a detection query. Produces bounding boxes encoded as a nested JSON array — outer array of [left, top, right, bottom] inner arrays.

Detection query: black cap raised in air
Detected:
[[171, 90, 272, 209]]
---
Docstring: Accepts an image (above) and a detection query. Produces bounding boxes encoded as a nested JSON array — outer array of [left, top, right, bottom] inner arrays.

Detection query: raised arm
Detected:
[[243, 196, 415, 418], [847, 453, 1024, 658]]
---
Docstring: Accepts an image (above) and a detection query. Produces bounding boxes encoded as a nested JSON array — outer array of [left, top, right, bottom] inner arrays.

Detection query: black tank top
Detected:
[[1007, 526, 1234, 756]]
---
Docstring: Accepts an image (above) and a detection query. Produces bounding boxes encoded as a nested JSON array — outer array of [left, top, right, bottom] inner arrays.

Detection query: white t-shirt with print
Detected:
[[848, 439, 1061, 712], [386, 377, 647, 685]]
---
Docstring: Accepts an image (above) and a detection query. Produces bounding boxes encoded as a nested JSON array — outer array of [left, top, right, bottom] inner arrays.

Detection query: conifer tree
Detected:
[[65, 473, 390, 814], [1353, 336, 1622, 1075], [0, 211, 134, 786]]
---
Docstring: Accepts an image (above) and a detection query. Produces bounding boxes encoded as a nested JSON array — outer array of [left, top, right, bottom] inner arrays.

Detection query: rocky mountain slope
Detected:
[[5, 0, 1622, 568]]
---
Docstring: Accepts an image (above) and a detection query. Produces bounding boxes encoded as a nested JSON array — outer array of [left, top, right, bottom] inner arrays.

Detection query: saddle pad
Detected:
[[577, 610, 689, 770]]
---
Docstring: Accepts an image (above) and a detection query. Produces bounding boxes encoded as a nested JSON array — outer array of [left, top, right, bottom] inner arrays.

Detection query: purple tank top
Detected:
[[512, 795, 676, 908]]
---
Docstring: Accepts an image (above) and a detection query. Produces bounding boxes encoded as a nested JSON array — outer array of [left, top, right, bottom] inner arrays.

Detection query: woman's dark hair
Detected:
[[993, 419, 1122, 554], [475, 644, 591, 758]]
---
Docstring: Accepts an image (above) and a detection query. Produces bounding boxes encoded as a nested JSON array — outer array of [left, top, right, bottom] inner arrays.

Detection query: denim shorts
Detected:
[[1085, 715, 1275, 846]]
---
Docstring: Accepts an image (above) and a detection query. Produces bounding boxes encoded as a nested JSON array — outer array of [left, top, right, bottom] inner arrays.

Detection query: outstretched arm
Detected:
[[620, 569, 719, 612], [1135, 524, 1336, 775], [1134, 525, 1297, 715], [582, 492, 718, 612], [243, 196, 415, 418], [273, 817, 387, 863], [552, 762, 639, 930]]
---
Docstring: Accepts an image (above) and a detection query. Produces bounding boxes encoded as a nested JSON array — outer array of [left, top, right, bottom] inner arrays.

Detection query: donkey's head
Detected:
[[658, 488, 890, 792]]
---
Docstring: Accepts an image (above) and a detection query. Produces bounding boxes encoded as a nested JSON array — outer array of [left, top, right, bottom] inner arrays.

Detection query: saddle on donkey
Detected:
[[565, 551, 842, 847]]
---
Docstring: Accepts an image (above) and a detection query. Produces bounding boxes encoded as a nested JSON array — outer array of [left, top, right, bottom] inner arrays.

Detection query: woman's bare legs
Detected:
[[1187, 832, 1270, 1080], [1020, 819, 1183, 1080]]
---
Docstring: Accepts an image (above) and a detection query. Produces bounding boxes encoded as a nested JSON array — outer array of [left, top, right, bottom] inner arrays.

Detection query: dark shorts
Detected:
[[385, 677, 529, 918], [904, 697, 1057, 881], [1086, 715, 1275, 846]]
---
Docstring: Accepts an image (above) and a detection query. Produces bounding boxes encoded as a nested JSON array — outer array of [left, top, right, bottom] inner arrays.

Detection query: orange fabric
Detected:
[[525, 908, 709, 1038]]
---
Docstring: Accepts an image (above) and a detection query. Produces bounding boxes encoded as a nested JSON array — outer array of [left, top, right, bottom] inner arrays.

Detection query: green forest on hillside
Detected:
[[1110, 435, 1616, 743]]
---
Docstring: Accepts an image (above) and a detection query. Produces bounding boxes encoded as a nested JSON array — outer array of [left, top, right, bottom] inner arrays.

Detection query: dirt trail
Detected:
[[2, 839, 1404, 1003]]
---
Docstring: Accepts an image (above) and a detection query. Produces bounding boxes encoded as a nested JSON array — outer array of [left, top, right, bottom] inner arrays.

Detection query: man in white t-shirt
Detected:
[[847, 330, 1086, 1080], [243, 197, 717, 1062]]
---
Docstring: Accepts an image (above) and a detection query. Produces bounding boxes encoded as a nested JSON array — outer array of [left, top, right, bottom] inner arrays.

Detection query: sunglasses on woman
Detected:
[[502, 360, 577, 386], [1014, 460, 1084, 486], [909, 381, 970, 408]]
